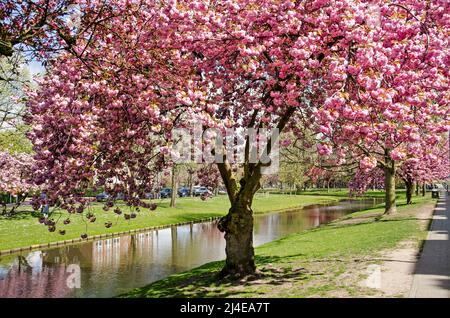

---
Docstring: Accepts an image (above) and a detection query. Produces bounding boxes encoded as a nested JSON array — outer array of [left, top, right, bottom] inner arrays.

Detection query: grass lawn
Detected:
[[294, 189, 387, 198], [265, 188, 389, 199], [0, 193, 345, 251], [120, 193, 435, 298]]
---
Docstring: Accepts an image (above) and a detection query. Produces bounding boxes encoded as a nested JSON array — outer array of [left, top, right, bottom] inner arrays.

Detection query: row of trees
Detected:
[[1, 0, 449, 277], [0, 52, 35, 215], [349, 137, 450, 204]]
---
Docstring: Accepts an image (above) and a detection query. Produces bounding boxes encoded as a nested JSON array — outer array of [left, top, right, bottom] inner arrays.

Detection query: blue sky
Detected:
[[27, 60, 45, 77]]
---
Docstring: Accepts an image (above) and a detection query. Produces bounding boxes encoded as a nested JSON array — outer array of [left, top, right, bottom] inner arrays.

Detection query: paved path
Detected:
[[409, 191, 450, 298]]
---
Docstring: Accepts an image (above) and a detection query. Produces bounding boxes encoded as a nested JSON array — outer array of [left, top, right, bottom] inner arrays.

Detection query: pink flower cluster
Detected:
[[360, 156, 378, 172], [0, 152, 36, 195]]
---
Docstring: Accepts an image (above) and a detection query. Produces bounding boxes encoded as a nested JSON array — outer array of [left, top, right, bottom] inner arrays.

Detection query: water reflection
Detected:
[[0, 198, 382, 298]]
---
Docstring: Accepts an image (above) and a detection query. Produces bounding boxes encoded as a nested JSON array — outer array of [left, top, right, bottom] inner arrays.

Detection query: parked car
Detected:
[[96, 192, 125, 202], [159, 188, 172, 198], [178, 187, 190, 197], [144, 192, 156, 199], [193, 186, 211, 197], [96, 192, 110, 202]]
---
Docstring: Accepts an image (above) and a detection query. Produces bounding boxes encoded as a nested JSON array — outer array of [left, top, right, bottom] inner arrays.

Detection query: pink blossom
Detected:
[[390, 149, 406, 161], [317, 143, 333, 156], [360, 156, 378, 172]]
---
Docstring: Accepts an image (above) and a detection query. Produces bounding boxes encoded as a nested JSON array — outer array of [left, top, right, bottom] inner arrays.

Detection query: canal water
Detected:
[[0, 198, 383, 297]]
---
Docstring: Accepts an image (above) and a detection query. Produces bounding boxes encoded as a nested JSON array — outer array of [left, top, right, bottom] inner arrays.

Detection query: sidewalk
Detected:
[[409, 192, 450, 298]]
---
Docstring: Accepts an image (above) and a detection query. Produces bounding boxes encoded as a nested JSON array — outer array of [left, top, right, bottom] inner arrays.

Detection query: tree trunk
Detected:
[[422, 183, 426, 196], [215, 105, 294, 278], [405, 179, 414, 205], [415, 181, 419, 196], [384, 157, 397, 214], [170, 165, 177, 208], [218, 194, 255, 277], [189, 174, 194, 197], [187, 172, 192, 196]]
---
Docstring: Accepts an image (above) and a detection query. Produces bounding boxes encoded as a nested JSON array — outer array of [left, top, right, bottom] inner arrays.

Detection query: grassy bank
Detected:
[[0, 193, 344, 251], [262, 188, 388, 198], [121, 193, 435, 298]]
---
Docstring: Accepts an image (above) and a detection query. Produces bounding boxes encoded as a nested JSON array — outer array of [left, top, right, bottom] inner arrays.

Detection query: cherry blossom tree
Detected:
[[349, 167, 384, 196], [316, 0, 449, 214], [0, 0, 118, 60], [349, 138, 450, 203], [279, 131, 319, 192], [197, 164, 221, 196], [398, 138, 450, 203], [0, 151, 35, 216], [26, 0, 449, 277], [398, 158, 424, 204]]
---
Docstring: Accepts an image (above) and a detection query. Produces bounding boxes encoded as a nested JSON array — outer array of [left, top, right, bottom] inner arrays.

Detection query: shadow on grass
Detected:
[[0, 210, 41, 221], [119, 255, 309, 298]]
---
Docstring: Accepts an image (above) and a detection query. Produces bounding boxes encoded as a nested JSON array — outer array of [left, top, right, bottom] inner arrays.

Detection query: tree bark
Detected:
[[384, 157, 397, 214], [405, 179, 414, 205], [218, 193, 255, 277], [187, 169, 195, 197], [217, 160, 259, 277], [189, 175, 194, 197], [0, 40, 14, 57], [422, 183, 426, 196], [215, 106, 295, 278], [170, 165, 177, 208]]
